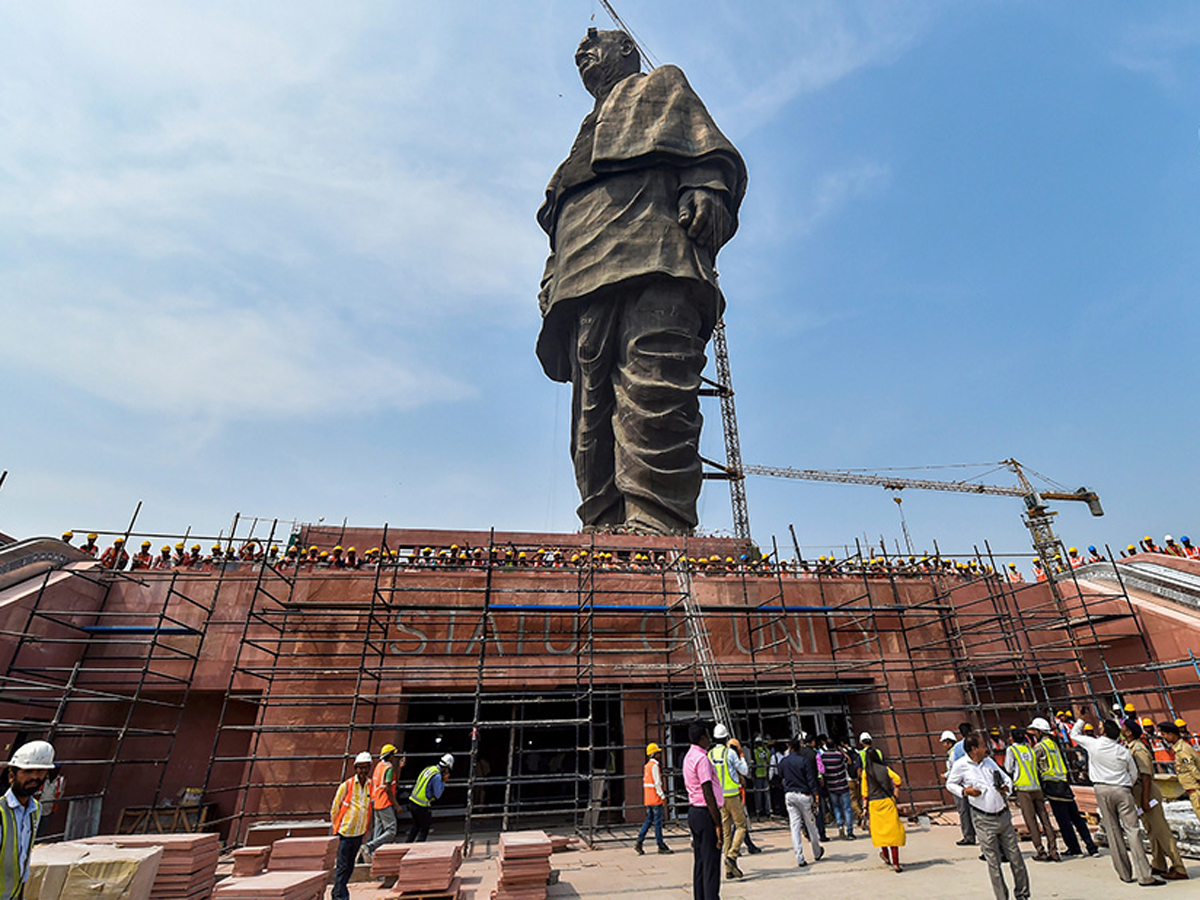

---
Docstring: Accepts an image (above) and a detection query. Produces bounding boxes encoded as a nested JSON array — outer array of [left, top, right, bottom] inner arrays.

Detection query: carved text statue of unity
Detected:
[[536, 28, 746, 536]]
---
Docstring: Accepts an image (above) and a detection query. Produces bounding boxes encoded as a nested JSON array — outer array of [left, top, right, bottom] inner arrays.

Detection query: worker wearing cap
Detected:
[[330, 751, 373, 900], [1121, 719, 1187, 880], [1005, 563, 1024, 584], [151, 545, 172, 570], [635, 743, 673, 855], [130, 541, 154, 570], [406, 754, 453, 843], [100, 538, 129, 570], [1181, 536, 1199, 559], [60, 531, 73, 547], [1, 740, 57, 900], [708, 724, 748, 878], [80, 533, 99, 557], [1163, 535, 1184, 557], [1029, 717, 1097, 858], [1158, 721, 1200, 823], [364, 744, 406, 860]]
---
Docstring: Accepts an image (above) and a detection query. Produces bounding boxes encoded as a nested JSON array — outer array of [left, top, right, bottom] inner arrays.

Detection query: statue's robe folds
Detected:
[[536, 65, 747, 533]]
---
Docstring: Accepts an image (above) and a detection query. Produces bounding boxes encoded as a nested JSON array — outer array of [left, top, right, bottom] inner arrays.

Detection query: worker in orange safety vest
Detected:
[[330, 751, 373, 900], [635, 742, 674, 855]]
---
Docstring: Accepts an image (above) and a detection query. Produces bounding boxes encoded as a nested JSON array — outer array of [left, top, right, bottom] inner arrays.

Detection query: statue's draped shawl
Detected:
[[536, 65, 747, 382]]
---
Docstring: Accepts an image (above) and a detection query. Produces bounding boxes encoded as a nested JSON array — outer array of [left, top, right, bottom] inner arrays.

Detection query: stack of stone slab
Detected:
[[81, 833, 220, 900], [369, 843, 414, 879], [28, 842, 162, 900], [392, 841, 463, 897], [492, 831, 553, 900], [231, 847, 272, 878], [212, 871, 327, 900], [547, 835, 576, 853], [264, 837, 338, 873]]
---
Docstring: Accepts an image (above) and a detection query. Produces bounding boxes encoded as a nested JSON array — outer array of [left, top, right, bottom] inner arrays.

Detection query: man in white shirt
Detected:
[[947, 734, 1029, 900], [1071, 711, 1164, 887]]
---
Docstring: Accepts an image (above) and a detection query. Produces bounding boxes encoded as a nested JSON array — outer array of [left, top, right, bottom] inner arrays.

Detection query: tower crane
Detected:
[[741, 458, 1103, 573]]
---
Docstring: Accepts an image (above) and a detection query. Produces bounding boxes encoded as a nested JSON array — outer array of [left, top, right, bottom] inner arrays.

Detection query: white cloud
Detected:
[[1, 270, 470, 420], [1110, 10, 1200, 92]]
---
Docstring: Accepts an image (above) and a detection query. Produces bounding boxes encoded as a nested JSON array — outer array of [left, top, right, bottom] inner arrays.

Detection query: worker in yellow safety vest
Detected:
[[405, 754, 453, 843], [1, 741, 56, 900], [329, 751, 373, 900], [1029, 717, 1097, 857], [708, 724, 748, 879], [634, 743, 673, 855], [1003, 726, 1060, 860]]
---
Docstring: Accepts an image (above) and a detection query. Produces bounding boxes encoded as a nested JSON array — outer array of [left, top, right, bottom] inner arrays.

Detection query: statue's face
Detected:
[[575, 30, 637, 99]]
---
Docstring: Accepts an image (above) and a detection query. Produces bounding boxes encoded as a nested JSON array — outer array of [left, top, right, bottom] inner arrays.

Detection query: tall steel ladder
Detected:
[[673, 554, 731, 728]]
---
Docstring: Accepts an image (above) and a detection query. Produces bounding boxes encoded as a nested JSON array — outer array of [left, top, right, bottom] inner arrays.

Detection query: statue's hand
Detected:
[[678, 188, 730, 251]]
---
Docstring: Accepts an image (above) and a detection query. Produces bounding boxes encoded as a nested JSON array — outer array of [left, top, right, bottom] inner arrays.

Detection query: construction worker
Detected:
[[1067, 547, 1084, 569], [752, 736, 771, 817], [100, 538, 129, 570], [80, 533, 99, 557], [1032, 558, 1046, 582], [187, 544, 202, 567], [1029, 717, 1096, 857], [1087, 545, 1105, 564], [1, 740, 57, 900], [406, 754, 453, 843], [1181, 536, 1199, 559], [151, 545, 172, 569], [1006, 563, 1024, 584], [130, 541, 154, 570], [708, 724, 748, 878], [634, 743, 672, 855], [363, 744, 406, 860], [1003, 725, 1060, 861], [1157, 721, 1200, 822], [60, 531, 73, 546], [330, 751, 373, 900], [1163, 535, 1185, 557], [1121, 719, 1187, 880], [171, 542, 186, 567]]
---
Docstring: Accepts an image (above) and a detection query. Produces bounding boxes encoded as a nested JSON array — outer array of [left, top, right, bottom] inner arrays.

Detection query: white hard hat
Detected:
[[354, 751, 372, 765], [439, 753, 455, 769], [1164, 534, 1173, 542], [713, 724, 730, 740], [1029, 717, 1052, 733], [940, 730, 957, 742], [7, 740, 56, 769], [859, 732, 872, 743]]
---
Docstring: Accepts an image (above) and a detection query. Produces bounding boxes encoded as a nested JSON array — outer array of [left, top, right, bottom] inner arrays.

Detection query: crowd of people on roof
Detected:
[[57, 528, 1199, 582]]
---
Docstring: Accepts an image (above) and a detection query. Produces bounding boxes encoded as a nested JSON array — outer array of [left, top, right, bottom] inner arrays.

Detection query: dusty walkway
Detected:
[[337, 819, 1195, 900]]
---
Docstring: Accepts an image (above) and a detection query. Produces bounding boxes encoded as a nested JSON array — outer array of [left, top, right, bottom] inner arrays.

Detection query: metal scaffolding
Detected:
[[1, 526, 1198, 850]]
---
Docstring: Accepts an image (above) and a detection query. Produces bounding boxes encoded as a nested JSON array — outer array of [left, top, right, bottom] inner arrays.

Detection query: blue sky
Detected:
[[2, 1, 1198, 562]]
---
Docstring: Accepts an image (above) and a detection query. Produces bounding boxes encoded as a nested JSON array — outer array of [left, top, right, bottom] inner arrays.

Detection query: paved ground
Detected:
[[338, 817, 1196, 900]]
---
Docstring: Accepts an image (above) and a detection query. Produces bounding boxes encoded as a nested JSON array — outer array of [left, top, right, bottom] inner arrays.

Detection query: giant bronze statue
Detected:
[[536, 28, 747, 535]]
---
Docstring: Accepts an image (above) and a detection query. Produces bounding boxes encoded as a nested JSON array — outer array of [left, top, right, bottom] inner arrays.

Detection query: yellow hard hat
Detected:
[[310, 545, 319, 553], [191, 544, 201, 551], [333, 545, 342, 552], [646, 742, 661, 755], [347, 547, 356, 553], [1127, 544, 1136, 551], [62, 531, 73, 540], [141, 540, 151, 548], [161, 545, 170, 553], [380, 743, 396, 756], [1175, 718, 1187, 728], [270, 545, 279, 552], [114, 537, 125, 544], [87, 533, 98, 540], [1141, 717, 1154, 727], [1008, 562, 1016, 568], [175, 542, 184, 550], [1068, 547, 1077, 554], [1124, 703, 1135, 712], [1144, 536, 1152, 542], [212, 544, 221, 552]]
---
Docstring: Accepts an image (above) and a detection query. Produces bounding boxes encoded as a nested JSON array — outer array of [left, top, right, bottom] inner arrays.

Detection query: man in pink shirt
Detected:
[[683, 721, 724, 900]]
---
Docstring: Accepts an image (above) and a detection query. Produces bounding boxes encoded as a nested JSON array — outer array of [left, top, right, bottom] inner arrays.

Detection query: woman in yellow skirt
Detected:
[[862, 746, 906, 872]]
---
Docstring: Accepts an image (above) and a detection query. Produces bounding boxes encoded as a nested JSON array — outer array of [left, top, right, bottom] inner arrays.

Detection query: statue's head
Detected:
[[575, 27, 640, 100]]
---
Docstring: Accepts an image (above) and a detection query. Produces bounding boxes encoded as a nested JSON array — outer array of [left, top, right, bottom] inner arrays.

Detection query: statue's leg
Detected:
[[614, 279, 706, 535], [569, 297, 623, 528]]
